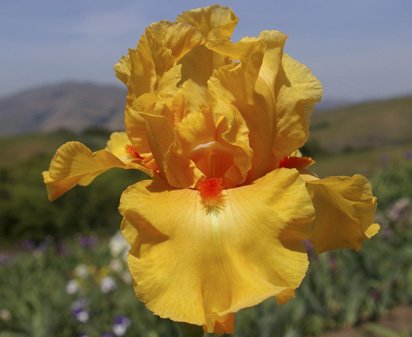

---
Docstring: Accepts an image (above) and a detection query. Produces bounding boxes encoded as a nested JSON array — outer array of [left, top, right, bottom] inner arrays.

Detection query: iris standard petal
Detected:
[[43, 133, 147, 201], [306, 175, 379, 254], [176, 5, 238, 86], [272, 54, 323, 160], [119, 21, 204, 154], [177, 5, 238, 40], [118, 21, 204, 101], [119, 168, 314, 331], [208, 31, 287, 181], [114, 55, 131, 85], [208, 32, 322, 181]]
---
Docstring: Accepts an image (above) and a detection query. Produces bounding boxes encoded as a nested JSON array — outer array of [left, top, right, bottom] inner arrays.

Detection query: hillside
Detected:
[[309, 96, 412, 153], [0, 82, 126, 135]]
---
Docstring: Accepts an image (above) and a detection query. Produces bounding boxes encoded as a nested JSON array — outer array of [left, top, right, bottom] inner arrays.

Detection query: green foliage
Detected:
[[372, 160, 412, 208], [1, 196, 412, 337], [0, 131, 146, 243], [233, 179, 412, 336], [1, 133, 412, 336], [0, 238, 177, 337]]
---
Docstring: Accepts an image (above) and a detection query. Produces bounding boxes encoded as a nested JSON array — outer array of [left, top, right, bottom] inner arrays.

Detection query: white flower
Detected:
[[121, 271, 132, 285], [66, 279, 79, 295], [109, 259, 124, 273], [71, 299, 89, 323], [0, 309, 11, 321], [76, 310, 89, 323], [100, 276, 117, 293], [109, 231, 130, 258], [74, 264, 89, 279], [112, 316, 131, 336]]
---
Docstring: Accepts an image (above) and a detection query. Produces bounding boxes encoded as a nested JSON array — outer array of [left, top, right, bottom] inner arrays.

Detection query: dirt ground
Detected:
[[322, 306, 412, 337]]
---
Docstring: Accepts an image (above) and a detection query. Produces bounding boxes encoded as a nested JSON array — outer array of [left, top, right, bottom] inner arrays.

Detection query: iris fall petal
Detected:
[[306, 175, 379, 253], [119, 169, 314, 330], [43, 132, 148, 201]]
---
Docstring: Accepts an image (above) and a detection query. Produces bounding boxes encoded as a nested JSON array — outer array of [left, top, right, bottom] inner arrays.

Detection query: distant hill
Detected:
[[0, 82, 126, 135], [310, 96, 412, 154]]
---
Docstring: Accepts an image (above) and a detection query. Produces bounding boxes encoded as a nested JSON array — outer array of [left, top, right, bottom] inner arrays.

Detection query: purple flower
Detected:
[[112, 316, 131, 336], [72, 308, 89, 323], [403, 151, 412, 160], [71, 299, 89, 323], [102, 333, 114, 337], [78, 235, 97, 248]]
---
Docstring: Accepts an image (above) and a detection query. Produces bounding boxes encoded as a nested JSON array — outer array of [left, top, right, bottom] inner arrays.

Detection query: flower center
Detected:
[[196, 177, 225, 210]]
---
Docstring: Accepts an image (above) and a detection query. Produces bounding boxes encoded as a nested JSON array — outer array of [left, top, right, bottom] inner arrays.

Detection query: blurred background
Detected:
[[1, 1, 412, 337]]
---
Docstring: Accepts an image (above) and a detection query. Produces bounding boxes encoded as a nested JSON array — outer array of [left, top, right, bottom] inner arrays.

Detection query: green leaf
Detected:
[[176, 322, 205, 337]]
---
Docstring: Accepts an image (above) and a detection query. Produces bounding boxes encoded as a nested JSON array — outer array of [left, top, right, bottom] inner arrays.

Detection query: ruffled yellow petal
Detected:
[[306, 175, 379, 254], [121, 22, 203, 160], [113, 55, 131, 85], [176, 5, 238, 85], [170, 105, 252, 188], [209, 32, 322, 181], [120, 217, 138, 252], [272, 54, 323, 160], [119, 169, 314, 331], [118, 22, 204, 155], [119, 21, 204, 100], [43, 133, 147, 201], [177, 5, 238, 40], [179, 44, 229, 86], [134, 77, 253, 188], [208, 31, 287, 181], [125, 93, 156, 155]]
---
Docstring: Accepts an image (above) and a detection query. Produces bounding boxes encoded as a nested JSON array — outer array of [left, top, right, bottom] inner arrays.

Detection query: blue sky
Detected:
[[1, 0, 411, 101]]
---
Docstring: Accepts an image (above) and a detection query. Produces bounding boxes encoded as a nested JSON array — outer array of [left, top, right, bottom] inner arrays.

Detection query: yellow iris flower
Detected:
[[43, 5, 379, 334]]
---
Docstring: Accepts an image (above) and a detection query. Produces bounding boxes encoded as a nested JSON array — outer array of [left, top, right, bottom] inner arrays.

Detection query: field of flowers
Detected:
[[1, 161, 412, 337]]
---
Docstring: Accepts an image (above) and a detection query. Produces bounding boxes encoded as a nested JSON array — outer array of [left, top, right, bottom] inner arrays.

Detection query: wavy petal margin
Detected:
[[177, 5, 238, 40], [306, 174, 379, 253], [43, 132, 150, 201], [119, 169, 314, 331]]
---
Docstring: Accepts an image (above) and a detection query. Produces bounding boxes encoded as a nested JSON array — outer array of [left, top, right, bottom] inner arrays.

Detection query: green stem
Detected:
[[176, 322, 205, 337]]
